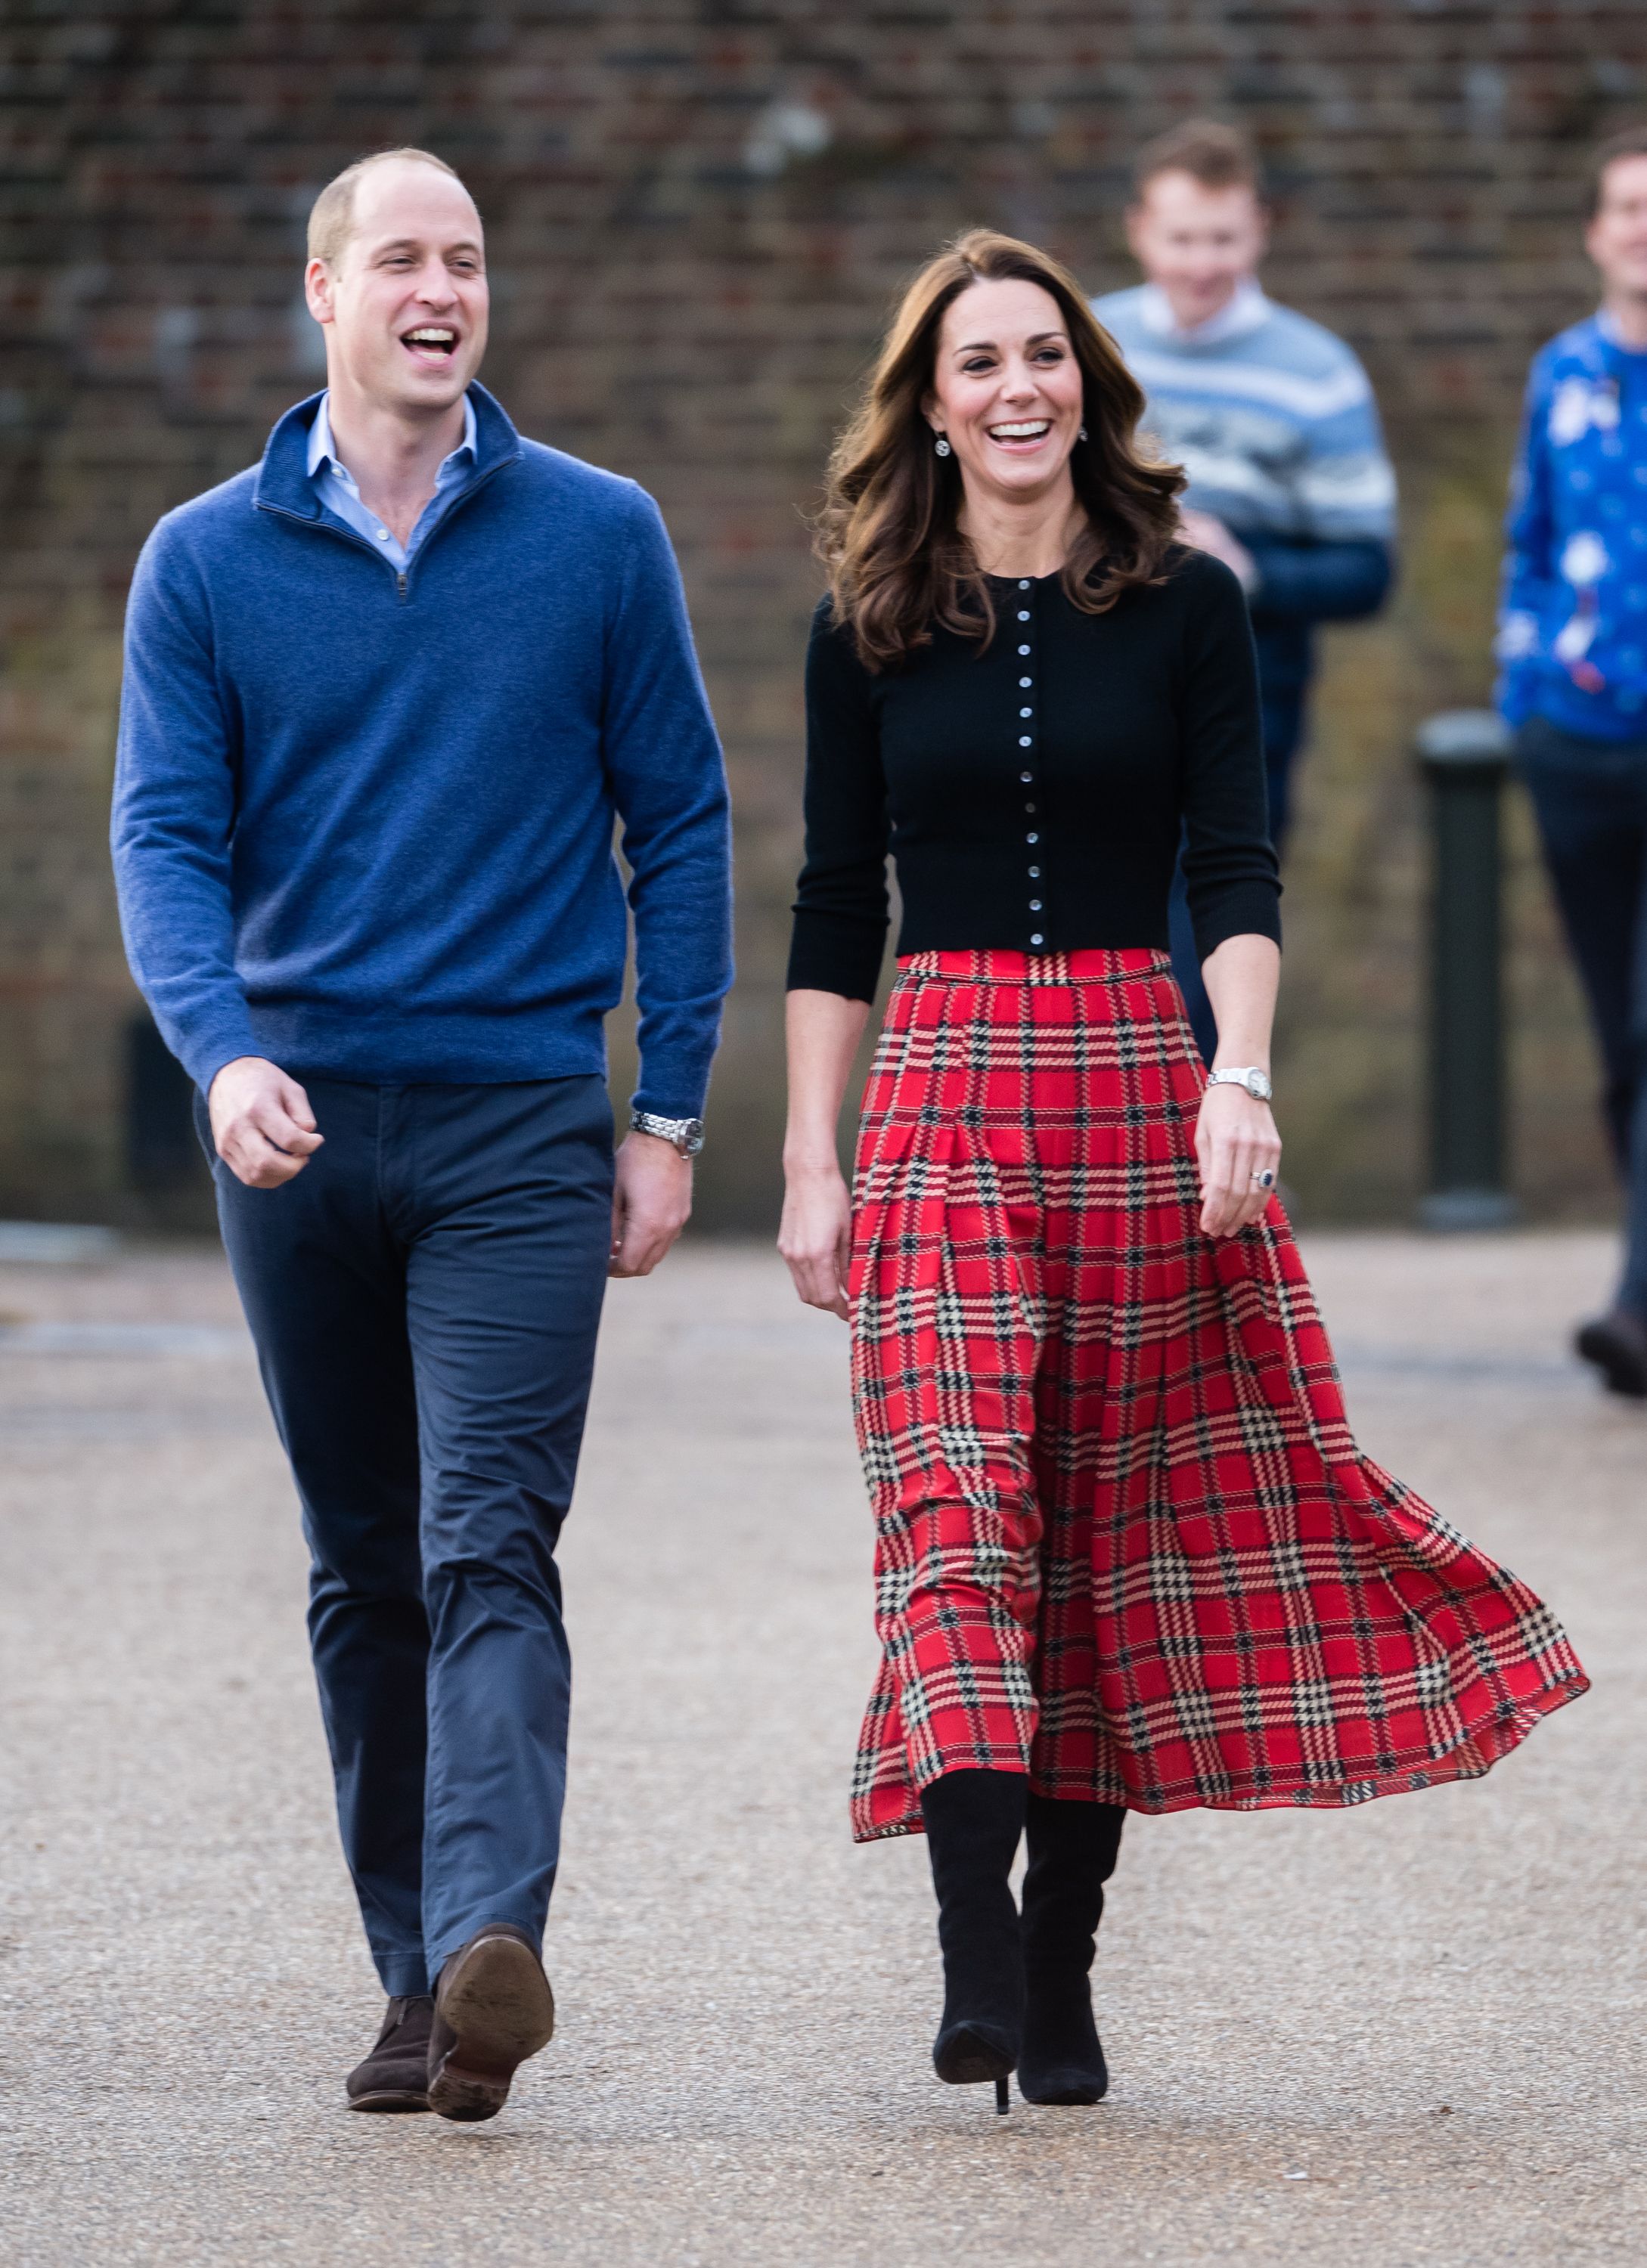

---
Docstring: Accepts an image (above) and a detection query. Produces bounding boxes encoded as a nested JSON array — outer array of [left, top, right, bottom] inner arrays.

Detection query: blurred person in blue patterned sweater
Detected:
[[1500, 126, 1647, 1399], [1095, 120, 1397, 1062]]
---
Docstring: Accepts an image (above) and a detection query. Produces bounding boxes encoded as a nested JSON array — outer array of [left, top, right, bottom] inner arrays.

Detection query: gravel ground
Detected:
[[1, 1231, 1642, 2266]]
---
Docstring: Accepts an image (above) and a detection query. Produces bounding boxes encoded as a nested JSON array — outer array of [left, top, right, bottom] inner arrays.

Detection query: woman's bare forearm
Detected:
[[784, 988, 872, 1173], [1200, 934, 1280, 1068]]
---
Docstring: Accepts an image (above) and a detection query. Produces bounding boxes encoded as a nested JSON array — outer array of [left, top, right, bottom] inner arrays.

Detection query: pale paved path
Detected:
[[1, 1233, 1642, 2266]]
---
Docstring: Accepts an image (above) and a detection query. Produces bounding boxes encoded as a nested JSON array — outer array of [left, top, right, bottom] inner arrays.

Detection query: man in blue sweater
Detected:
[[1095, 119, 1397, 1059], [1499, 126, 1647, 1399], [112, 148, 734, 2118]]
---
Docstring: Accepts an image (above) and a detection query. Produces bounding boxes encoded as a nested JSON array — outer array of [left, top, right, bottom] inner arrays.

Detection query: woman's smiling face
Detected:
[[924, 276, 1085, 506]]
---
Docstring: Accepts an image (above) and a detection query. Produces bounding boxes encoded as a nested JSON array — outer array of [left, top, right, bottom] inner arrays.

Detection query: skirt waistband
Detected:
[[896, 948, 1172, 987]]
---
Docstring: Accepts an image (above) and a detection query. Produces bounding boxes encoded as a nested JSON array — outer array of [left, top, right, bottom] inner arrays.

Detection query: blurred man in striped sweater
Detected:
[[1095, 120, 1397, 1060]]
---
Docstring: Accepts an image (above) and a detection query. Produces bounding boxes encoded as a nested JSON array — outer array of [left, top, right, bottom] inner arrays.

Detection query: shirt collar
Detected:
[[1594, 307, 1647, 358], [1137, 277, 1270, 349], [306, 390, 479, 479]]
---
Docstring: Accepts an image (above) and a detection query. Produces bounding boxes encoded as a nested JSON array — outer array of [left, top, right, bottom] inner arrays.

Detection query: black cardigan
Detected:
[[786, 547, 1281, 1002]]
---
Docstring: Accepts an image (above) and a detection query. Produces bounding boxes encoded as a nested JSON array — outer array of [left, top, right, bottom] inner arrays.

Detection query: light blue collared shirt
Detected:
[[306, 390, 479, 572]]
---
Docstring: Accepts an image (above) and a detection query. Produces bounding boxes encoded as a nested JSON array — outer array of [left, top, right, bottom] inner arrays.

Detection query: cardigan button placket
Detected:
[[1014, 580, 1041, 948]]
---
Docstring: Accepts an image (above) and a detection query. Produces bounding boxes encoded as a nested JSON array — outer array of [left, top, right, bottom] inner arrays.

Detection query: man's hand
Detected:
[[1178, 507, 1259, 595], [207, 1056, 323, 1188], [609, 1130, 693, 1278]]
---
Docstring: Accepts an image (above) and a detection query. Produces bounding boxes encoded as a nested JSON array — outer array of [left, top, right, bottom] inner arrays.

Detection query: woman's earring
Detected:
[[934, 435, 951, 457], [1078, 425, 1087, 441]]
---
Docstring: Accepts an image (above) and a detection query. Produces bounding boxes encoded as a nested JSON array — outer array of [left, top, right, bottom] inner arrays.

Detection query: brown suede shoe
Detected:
[[427, 1924, 556, 2123], [346, 1994, 434, 2112]]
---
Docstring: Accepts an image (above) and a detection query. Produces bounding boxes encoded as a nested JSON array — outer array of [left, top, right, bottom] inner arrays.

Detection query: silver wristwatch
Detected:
[[629, 1108, 705, 1158], [1206, 1066, 1273, 1102]]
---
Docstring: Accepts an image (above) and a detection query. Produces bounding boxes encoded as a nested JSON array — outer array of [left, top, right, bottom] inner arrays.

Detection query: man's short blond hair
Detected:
[[306, 147, 465, 268], [1132, 119, 1263, 203]]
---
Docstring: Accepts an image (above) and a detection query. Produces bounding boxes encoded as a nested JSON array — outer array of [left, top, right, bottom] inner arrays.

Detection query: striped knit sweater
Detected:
[[1093, 281, 1397, 547]]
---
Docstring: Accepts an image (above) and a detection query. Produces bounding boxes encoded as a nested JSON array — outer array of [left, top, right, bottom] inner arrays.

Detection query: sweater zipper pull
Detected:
[[395, 570, 408, 603]]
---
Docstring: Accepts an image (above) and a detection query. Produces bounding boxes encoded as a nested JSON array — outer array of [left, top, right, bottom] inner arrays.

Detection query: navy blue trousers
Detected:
[[1170, 683, 1301, 1064], [200, 1075, 614, 1995], [1518, 716, 1647, 1320]]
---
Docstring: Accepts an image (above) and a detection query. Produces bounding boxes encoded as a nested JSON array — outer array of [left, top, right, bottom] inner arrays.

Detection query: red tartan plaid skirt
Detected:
[[846, 948, 1587, 1843]]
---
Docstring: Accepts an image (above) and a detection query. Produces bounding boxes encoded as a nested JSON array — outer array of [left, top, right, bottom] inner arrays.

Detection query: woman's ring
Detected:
[[1252, 1167, 1276, 1190]]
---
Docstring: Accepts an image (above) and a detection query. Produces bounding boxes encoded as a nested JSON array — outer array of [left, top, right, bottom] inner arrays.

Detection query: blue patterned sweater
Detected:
[[1498, 312, 1647, 741]]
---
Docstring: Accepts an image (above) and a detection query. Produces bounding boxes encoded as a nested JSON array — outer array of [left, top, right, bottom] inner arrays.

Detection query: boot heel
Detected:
[[932, 2019, 1016, 2087], [994, 2075, 1010, 2116]]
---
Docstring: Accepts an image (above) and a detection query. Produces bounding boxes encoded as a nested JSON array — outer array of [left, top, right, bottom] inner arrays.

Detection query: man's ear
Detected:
[[303, 257, 336, 327]]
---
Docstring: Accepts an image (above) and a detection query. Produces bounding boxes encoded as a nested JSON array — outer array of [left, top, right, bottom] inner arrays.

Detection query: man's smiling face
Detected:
[[306, 159, 489, 419]]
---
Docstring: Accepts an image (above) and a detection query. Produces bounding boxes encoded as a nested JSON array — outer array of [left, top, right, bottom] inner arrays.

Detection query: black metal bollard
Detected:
[[1416, 710, 1518, 1230]]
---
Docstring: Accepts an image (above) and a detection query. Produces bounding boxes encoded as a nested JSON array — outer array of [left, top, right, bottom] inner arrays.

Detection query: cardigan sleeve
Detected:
[[1176, 553, 1283, 962], [786, 601, 891, 1001]]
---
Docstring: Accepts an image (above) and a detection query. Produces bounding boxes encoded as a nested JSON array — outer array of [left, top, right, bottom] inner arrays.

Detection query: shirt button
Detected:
[[1019, 706, 1033, 718], [376, 528, 391, 541], [1020, 770, 1032, 782], [1019, 735, 1032, 747], [1027, 831, 1039, 844], [1018, 644, 1031, 655], [1029, 899, 1042, 911], [1019, 676, 1032, 687], [1017, 610, 1030, 621], [1025, 802, 1037, 813], [1018, 578, 1030, 588], [1030, 933, 1044, 947], [1028, 865, 1041, 878]]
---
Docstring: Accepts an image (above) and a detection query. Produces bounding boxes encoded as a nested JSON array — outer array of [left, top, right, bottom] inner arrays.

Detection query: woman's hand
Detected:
[[779, 1160, 855, 1320], [1194, 1081, 1281, 1238]]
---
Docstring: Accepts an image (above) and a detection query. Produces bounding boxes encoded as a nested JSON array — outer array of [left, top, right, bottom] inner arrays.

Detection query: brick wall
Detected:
[[3, 2, 1645, 1229]]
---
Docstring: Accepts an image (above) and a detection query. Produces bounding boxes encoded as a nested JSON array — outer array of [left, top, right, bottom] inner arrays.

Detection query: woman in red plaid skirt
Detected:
[[777, 231, 1587, 2115]]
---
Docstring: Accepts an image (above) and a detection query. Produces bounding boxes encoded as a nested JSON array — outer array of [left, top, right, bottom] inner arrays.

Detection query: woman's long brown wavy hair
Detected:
[[817, 229, 1184, 668]]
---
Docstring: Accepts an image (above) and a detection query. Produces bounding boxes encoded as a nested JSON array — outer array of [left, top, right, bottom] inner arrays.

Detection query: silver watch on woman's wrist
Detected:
[[1206, 1066, 1273, 1102], [629, 1108, 705, 1158]]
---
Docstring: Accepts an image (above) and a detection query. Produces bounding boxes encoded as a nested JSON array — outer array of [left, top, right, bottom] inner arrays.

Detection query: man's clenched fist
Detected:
[[207, 1057, 324, 1188]]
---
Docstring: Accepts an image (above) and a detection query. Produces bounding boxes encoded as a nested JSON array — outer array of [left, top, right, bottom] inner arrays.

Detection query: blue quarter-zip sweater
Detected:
[[113, 386, 734, 1117]]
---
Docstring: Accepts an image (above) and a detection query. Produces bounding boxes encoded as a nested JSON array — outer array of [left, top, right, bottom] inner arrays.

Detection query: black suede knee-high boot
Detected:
[[919, 1771, 1028, 2112], [1016, 1794, 1125, 2106]]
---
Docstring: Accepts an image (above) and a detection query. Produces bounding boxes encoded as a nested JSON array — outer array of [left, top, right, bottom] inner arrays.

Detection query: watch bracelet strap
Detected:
[[630, 1108, 703, 1152]]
